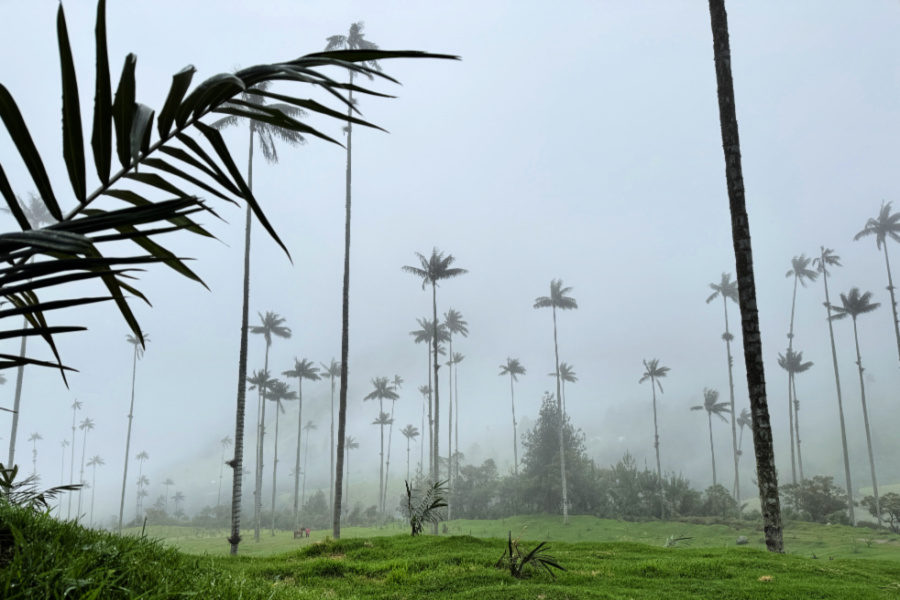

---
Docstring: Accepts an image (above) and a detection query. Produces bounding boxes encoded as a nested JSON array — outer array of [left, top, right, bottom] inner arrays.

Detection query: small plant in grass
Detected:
[[0, 463, 81, 512], [663, 534, 692, 548], [404, 480, 447, 536], [495, 527, 566, 579]]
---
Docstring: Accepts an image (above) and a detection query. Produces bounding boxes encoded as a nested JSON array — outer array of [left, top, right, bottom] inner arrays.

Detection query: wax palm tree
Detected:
[[783, 255, 818, 484], [119, 333, 148, 532], [534, 278, 578, 524], [249, 311, 291, 540], [382, 375, 404, 513], [776, 349, 813, 481], [829, 287, 883, 526], [301, 420, 316, 508], [705, 273, 742, 511], [691, 388, 730, 488], [403, 249, 467, 489], [217, 436, 232, 509], [364, 377, 399, 514], [409, 317, 449, 476], [135, 474, 150, 518], [401, 425, 420, 482], [325, 22, 384, 540], [1, 193, 56, 468], [707, 0, 783, 551], [343, 435, 359, 515], [320, 358, 341, 511], [67, 399, 82, 520], [639, 358, 670, 519], [549, 362, 578, 416], [27, 432, 41, 478], [162, 477, 174, 513], [86, 455, 104, 527], [854, 201, 900, 367], [813, 247, 855, 525], [282, 357, 318, 529], [417, 385, 431, 477], [265, 378, 297, 535], [173, 491, 185, 516], [76, 418, 95, 517], [736, 408, 752, 455], [59, 439, 69, 488], [443, 309, 468, 482], [450, 352, 465, 479], [499, 358, 526, 475]]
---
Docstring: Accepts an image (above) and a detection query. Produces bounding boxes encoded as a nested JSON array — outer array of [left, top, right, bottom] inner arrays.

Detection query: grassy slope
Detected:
[[6, 504, 900, 599]]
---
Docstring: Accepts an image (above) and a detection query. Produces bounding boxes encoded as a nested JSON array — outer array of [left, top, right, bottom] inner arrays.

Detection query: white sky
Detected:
[[1, 1, 899, 524]]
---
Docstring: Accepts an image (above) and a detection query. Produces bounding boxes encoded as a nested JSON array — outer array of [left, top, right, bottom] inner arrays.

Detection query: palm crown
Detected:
[[829, 288, 880, 321], [706, 273, 739, 305], [691, 388, 730, 422], [785, 254, 818, 286], [250, 311, 292, 348], [777, 349, 813, 376], [443, 309, 469, 337], [550, 362, 578, 383], [266, 379, 298, 412], [126, 332, 150, 359], [403, 249, 468, 290], [401, 425, 420, 441], [283, 358, 321, 384], [410, 317, 450, 346], [813, 247, 841, 276], [365, 377, 400, 403], [639, 359, 669, 392], [534, 279, 578, 310], [854, 201, 900, 249], [499, 358, 526, 382]]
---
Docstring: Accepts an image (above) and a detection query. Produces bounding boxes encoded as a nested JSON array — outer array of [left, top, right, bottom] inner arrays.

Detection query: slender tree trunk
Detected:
[[851, 317, 881, 527], [882, 244, 900, 367], [218, 444, 226, 509], [293, 381, 304, 530], [379, 405, 385, 516], [722, 297, 741, 516], [822, 260, 855, 525], [6, 328, 26, 467], [650, 379, 665, 519], [420, 402, 425, 477], [551, 306, 569, 525], [427, 344, 433, 480], [270, 400, 280, 536], [302, 427, 311, 508], [509, 374, 519, 475], [786, 274, 799, 484], [90, 465, 97, 528], [383, 400, 397, 516], [254, 344, 270, 541], [117, 347, 138, 532], [708, 0, 783, 552], [454, 358, 460, 481], [77, 429, 89, 518], [791, 374, 804, 481], [329, 375, 335, 514], [430, 284, 441, 534], [406, 438, 411, 482], [228, 129, 255, 555], [446, 336, 453, 520], [68, 404, 77, 520], [708, 412, 717, 487], [333, 90, 353, 540]]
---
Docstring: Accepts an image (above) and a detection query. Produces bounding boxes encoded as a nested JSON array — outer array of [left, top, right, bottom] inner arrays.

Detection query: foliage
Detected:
[[700, 485, 739, 518], [405, 479, 447, 536], [782, 476, 850, 524], [494, 528, 566, 579], [663, 534, 692, 548], [0, 463, 81, 512], [861, 492, 900, 533]]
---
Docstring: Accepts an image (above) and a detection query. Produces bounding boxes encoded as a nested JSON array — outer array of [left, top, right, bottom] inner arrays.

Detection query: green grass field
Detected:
[[6, 504, 900, 599]]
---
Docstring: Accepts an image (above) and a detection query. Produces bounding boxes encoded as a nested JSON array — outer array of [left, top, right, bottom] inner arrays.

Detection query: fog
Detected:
[[1, 1, 899, 526]]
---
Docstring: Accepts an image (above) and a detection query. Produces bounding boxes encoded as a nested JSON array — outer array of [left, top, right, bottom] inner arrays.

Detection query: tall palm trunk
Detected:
[[420, 403, 425, 477], [329, 375, 335, 513], [217, 444, 227, 509], [790, 375, 804, 481], [881, 242, 900, 366], [720, 295, 741, 515], [446, 339, 453, 519], [650, 378, 665, 519], [270, 401, 281, 536], [76, 428, 89, 518], [454, 360, 460, 481], [229, 128, 255, 555], [302, 428, 311, 508], [822, 261, 855, 525], [117, 347, 139, 532], [89, 464, 97, 528], [707, 412, 718, 487], [6, 327, 26, 467], [406, 437, 411, 482], [786, 274, 799, 485], [383, 400, 397, 516], [551, 306, 569, 525], [708, 0, 783, 552], [851, 316, 881, 527], [379, 399, 385, 516], [293, 381, 305, 530], [68, 405, 78, 519], [333, 88, 353, 540], [508, 373, 519, 475], [254, 343, 271, 541], [430, 285, 440, 487], [427, 345, 433, 479]]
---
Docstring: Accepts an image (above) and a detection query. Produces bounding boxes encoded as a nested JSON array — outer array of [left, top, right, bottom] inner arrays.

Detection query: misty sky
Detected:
[[1, 1, 899, 524]]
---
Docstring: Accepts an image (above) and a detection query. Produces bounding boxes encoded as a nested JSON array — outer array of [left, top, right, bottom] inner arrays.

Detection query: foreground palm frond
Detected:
[[0, 463, 82, 513], [0, 0, 458, 377], [495, 528, 567, 579], [405, 479, 447, 536]]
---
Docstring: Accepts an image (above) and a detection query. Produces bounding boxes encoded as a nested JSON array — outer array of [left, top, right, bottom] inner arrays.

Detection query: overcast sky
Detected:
[[1, 1, 899, 525]]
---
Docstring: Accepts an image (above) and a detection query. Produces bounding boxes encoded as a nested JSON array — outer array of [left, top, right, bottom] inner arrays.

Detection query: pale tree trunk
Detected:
[[509, 374, 519, 475], [446, 336, 453, 520], [332, 89, 353, 540], [383, 399, 397, 516], [708, 412, 717, 487], [708, 0, 783, 552], [302, 429, 311, 507], [379, 399, 384, 516], [270, 400, 280, 536], [293, 381, 304, 530], [721, 297, 741, 517], [454, 358, 460, 481], [430, 283, 441, 534], [76, 429, 89, 518], [786, 274, 799, 484], [329, 375, 335, 513], [117, 346, 138, 532], [821, 259, 855, 525], [882, 243, 900, 366], [90, 464, 97, 528], [851, 317, 881, 527], [228, 128, 255, 555], [6, 329, 26, 467], [791, 375, 804, 481], [254, 342, 270, 541], [650, 378, 665, 519], [420, 403, 425, 477], [551, 306, 569, 525], [68, 403, 78, 519]]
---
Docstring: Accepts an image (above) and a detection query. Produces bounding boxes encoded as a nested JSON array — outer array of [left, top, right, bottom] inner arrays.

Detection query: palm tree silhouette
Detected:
[[27, 432, 41, 478], [736, 408, 752, 458], [59, 439, 70, 493], [499, 358, 526, 475], [282, 358, 319, 530], [691, 388, 730, 488], [68, 398, 82, 520], [135, 474, 150, 520], [442, 309, 468, 485], [705, 273, 741, 511], [829, 287, 883, 526], [119, 333, 148, 532], [325, 22, 382, 540], [217, 437, 232, 509], [266, 378, 297, 535], [409, 317, 449, 474], [776, 349, 813, 481], [813, 246, 855, 525], [76, 417, 95, 518], [854, 201, 900, 367], [450, 352, 465, 480], [549, 362, 578, 417], [343, 435, 359, 516], [403, 249, 467, 490], [173, 491, 185, 516], [417, 385, 431, 477], [783, 255, 817, 484], [301, 420, 317, 508], [382, 375, 404, 514], [365, 377, 399, 515], [162, 477, 175, 513], [640, 358, 670, 518], [134, 450, 149, 517], [707, 0, 783, 551], [86, 455, 104, 528], [400, 425, 420, 482], [534, 278, 578, 524], [320, 359, 341, 512], [249, 311, 291, 540]]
